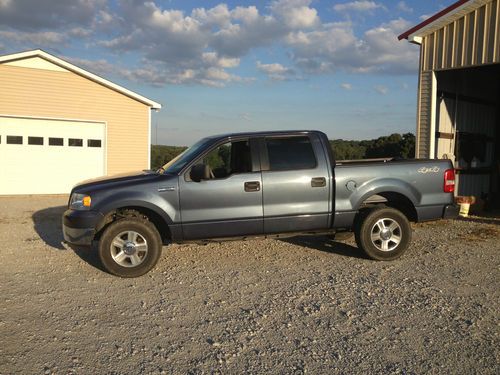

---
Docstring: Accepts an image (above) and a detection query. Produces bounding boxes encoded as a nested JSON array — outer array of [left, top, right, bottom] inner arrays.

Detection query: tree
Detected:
[[151, 133, 416, 169], [150, 145, 187, 170]]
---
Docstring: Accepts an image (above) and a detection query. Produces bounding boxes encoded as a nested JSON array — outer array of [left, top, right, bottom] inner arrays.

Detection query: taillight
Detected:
[[444, 169, 455, 193]]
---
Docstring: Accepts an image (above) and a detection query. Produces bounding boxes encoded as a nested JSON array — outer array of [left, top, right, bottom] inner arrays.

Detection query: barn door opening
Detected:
[[436, 64, 500, 208]]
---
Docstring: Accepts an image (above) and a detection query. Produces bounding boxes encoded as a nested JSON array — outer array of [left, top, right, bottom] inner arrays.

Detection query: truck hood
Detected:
[[73, 170, 160, 192]]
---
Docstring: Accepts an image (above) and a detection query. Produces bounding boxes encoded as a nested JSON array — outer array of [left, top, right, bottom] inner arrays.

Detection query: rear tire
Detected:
[[98, 218, 162, 277], [354, 207, 412, 261]]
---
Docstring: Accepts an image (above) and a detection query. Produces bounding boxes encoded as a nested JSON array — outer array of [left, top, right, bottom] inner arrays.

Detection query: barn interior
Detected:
[[436, 63, 500, 208]]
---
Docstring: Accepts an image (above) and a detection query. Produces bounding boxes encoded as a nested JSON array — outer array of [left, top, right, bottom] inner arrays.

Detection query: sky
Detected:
[[0, 0, 451, 146]]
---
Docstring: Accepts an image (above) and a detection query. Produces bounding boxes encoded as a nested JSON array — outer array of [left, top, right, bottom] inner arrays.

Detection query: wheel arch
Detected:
[[96, 203, 173, 244], [358, 191, 418, 222]]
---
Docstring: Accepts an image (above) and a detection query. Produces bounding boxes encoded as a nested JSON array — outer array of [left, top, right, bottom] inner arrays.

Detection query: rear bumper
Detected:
[[62, 209, 103, 246], [443, 204, 460, 219]]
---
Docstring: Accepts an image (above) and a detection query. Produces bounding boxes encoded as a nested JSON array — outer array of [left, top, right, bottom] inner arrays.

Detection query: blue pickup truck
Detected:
[[63, 130, 459, 277]]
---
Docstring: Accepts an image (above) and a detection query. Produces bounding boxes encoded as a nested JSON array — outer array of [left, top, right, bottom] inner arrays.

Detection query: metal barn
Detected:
[[399, 0, 500, 207]]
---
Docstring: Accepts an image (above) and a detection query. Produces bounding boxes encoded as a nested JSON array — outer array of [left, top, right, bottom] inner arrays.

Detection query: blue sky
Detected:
[[0, 1, 451, 145]]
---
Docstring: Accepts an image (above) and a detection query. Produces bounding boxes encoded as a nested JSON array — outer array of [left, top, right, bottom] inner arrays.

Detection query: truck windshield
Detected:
[[159, 138, 213, 174]]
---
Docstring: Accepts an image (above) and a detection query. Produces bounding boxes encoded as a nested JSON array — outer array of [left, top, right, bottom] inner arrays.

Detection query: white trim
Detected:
[[0, 114, 108, 175], [0, 113, 105, 124], [0, 50, 162, 109], [409, 36, 423, 44], [429, 72, 437, 159], [147, 107, 151, 169]]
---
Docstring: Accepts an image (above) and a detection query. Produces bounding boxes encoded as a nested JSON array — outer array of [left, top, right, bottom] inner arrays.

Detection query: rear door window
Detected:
[[265, 136, 317, 171]]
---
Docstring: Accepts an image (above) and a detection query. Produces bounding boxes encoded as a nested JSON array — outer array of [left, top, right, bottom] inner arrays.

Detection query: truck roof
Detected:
[[206, 130, 325, 141]]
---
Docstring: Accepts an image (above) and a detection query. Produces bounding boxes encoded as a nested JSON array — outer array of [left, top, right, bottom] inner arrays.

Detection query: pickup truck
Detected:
[[63, 130, 459, 277]]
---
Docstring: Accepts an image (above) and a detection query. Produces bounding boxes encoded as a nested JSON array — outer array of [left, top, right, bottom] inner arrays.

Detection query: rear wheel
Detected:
[[98, 218, 162, 277], [354, 207, 412, 260]]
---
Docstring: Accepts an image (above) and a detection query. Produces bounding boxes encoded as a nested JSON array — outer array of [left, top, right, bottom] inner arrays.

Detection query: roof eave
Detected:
[[398, 0, 471, 40]]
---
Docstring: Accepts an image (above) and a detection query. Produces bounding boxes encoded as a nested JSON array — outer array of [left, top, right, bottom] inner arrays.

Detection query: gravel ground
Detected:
[[1, 195, 499, 374]]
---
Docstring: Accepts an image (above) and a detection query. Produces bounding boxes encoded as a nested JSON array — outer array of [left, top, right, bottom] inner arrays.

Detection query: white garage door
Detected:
[[0, 116, 106, 195]]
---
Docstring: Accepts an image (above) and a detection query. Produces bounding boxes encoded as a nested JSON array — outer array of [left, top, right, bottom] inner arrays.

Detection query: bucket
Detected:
[[459, 203, 470, 217]]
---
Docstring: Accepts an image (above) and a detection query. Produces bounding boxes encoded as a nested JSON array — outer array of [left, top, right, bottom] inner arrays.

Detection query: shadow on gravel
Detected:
[[32, 206, 66, 250], [70, 245, 107, 273], [282, 236, 368, 259], [32, 205, 106, 272], [455, 216, 500, 226]]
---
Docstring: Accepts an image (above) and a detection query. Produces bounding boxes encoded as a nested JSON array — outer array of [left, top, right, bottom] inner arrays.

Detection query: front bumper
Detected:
[[443, 204, 460, 219], [62, 209, 103, 246]]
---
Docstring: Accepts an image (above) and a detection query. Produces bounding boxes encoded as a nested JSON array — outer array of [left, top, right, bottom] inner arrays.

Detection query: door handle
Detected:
[[244, 181, 260, 192], [311, 177, 326, 187]]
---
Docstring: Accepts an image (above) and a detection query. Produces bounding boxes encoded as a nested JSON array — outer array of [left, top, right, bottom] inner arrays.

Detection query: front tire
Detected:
[[354, 207, 412, 261], [98, 218, 162, 277]]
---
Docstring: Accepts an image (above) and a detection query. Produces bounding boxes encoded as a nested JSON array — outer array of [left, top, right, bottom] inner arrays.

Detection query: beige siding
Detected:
[[0, 65, 149, 175], [422, 0, 499, 71]]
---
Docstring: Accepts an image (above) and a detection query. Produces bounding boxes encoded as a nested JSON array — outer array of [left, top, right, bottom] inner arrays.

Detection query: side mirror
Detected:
[[190, 164, 210, 182]]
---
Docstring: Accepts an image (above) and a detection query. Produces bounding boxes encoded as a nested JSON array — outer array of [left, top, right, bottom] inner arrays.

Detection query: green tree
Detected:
[[150, 132, 416, 170], [150, 145, 187, 170]]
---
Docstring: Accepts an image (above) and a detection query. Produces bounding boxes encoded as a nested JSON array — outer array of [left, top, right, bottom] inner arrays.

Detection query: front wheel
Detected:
[[354, 207, 412, 261], [98, 218, 162, 277]]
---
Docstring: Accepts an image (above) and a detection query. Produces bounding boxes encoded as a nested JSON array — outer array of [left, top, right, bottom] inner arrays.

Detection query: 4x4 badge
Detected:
[[418, 166, 440, 173]]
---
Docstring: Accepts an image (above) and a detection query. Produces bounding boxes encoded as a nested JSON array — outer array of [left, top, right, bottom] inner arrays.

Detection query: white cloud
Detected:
[[285, 18, 417, 74], [0, 1, 419, 87], [239, 112, 252, 121], [257, 61, 289, 74], [231, 6, 260, 24], [202, 52, 240, 68], [340, 83, 352, 90], [396, 1, 413, 13], [419, 14, 432, 21], [0, 30, 66, 45], [0, 0, 107, 31], [334, 1, 384, 13], [256, 61, 295, 81], [271, 0, 319, 28], [374, 85, 389, 94]]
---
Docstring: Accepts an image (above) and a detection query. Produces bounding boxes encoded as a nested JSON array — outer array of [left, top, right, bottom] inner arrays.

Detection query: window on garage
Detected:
[[48, 137, 63, 146], [28, 136, 44, 145], [69, 138, 83, 147], [87, 139, 102, 147], [7, 135, 23, 144]]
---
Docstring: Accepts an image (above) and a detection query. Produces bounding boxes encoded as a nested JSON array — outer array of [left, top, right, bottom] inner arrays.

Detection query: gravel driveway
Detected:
[[1, 196, 499, 374]]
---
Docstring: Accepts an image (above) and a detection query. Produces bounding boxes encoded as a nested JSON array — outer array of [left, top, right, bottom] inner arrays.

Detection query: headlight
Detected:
[[70, 193, 92, 210]]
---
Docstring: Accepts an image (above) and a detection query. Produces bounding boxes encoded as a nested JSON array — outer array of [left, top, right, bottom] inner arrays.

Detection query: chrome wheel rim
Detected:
[[110, 231, 148, 267], [370, 218, 402, 252]]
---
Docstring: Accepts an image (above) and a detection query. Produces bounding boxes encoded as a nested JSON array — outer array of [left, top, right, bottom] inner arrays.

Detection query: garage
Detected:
[[0, 117, 106, 194], [0, 50, 161, 195]]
